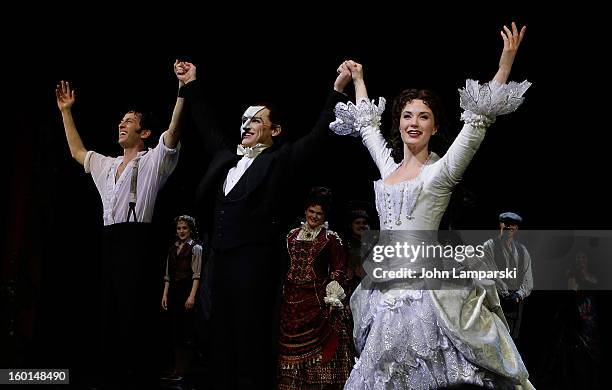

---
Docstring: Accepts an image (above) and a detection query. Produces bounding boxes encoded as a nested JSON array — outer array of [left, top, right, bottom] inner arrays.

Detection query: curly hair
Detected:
[[174, 215, 199, 241], [389, 89, 448, 162], [304, 186, 333, 215]]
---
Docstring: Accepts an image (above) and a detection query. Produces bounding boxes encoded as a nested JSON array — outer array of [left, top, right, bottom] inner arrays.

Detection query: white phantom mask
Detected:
[[240, 105, 266, 138]]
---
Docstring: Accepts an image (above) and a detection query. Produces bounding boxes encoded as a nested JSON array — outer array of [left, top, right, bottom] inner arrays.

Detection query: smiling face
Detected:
[[176, 220, 192, 241], [118, 111, 150, 149], [240, 106, 281, 147], [499, 222, 519, 240], [398, 99, 437, 150], [305, 205, 325, 229], [390, 89, 446, 161]]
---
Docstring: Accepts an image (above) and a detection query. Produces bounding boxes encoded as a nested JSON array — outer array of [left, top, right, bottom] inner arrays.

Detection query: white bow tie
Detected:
[[236, 144, 269, 158]]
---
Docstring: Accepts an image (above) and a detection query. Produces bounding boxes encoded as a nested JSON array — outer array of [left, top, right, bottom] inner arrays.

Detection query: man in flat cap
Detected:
[[481, 211, 533, 340]]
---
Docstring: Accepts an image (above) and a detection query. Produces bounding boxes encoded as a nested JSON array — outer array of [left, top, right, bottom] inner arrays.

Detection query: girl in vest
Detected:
[[161, 215, 203, 382]]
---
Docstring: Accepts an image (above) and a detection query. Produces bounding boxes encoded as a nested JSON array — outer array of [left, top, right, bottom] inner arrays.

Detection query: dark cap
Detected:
[[349, 209, 370, 223], [499, 212, 522, 225]]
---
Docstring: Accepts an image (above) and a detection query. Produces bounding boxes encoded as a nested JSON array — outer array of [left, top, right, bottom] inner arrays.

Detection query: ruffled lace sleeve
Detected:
[[458, 79, 531, 127], [330, 97, 386, 136], [430, 79, 531, 194], [330, 98, 397, 177]]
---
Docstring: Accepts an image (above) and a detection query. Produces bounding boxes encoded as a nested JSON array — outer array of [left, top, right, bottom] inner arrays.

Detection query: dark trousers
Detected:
[[501, 298, 524, 340], [98, 223, 159, 386], [209, 244, 282, 389]]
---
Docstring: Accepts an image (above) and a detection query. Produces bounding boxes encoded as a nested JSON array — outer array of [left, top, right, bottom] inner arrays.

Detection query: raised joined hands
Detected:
[[334, 61, 352, 93], [174, 60, 196, 85]]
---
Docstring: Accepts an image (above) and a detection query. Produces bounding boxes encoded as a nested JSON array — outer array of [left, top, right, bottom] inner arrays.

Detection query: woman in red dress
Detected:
[[277, 187, 354, 389]]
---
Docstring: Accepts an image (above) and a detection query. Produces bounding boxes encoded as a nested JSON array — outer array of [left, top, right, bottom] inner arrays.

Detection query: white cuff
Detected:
[[459, 79, 531, 118], [324, 280, 346, 307], [460, 111, 495, 128], [330, 98, 386, 136], [83, 150, 95, 173], [159, 130, 181, 153]]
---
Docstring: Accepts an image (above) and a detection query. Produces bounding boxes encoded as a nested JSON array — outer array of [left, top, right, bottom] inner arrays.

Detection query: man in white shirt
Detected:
[[55, 61, 188, 385]]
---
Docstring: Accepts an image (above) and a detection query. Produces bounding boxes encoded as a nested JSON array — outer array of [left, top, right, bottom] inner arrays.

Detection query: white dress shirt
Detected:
[[84, 131, 180, 225], [223, 144, 269, 195]]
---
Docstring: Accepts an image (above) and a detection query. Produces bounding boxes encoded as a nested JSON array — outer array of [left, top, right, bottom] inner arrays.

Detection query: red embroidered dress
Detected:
[[278, 226, 354, 389]]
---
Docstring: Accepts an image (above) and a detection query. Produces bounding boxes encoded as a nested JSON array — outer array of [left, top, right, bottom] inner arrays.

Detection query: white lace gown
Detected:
[[330, 80, 534, 389]]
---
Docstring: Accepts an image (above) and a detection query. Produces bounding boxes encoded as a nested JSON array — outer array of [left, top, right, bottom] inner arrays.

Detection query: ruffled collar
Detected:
[[297, 221, 328, 241]]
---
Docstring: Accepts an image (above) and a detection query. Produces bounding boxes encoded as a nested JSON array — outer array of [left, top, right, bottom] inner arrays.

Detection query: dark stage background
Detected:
[[2, 8, 609, 388]]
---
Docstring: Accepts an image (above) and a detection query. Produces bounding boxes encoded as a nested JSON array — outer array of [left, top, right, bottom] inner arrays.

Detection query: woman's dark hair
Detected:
[[304, 186, 333, 215], [174, 215, 199, 241], [389, 89, 449, 162], [347, 209, 370, 228]]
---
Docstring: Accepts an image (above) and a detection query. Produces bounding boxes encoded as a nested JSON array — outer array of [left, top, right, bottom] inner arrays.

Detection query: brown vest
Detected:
[[168, 241, 195, 282]]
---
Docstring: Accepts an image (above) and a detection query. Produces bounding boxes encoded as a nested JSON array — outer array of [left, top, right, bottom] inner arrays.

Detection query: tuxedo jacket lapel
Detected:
[[196, 150, 239, 202], [224, 150, 277, 201], [245, 151, 275, 194]]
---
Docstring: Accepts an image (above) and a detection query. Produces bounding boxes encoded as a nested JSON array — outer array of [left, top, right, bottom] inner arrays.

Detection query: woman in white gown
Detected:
[[330, 23, 534, 389]]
